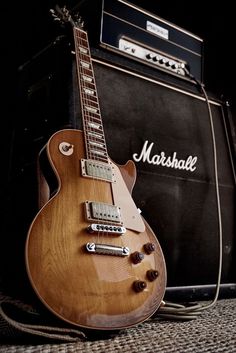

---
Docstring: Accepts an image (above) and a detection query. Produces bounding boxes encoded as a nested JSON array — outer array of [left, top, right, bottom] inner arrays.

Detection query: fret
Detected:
[[75, 35, 88, 45], [82, 93, 97, 99], [79, 68, 93, 76], [82, 96, 99, 107], [80, 54, 90, 61], [80, 55, 90, 63], [82, 83, 96, 92], [81, 81, 97, 92], [82, 82, 95, 91], [88, 155, 108, 163], [84, 115, 102, 125]]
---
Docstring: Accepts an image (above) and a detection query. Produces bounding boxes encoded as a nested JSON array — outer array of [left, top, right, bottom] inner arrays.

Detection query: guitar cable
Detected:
[[153, 70, 223, 321]]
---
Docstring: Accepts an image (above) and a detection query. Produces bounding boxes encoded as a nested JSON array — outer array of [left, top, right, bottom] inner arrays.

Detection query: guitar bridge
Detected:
[[86, 243, 130, 256], [88, 223, 126, 235]]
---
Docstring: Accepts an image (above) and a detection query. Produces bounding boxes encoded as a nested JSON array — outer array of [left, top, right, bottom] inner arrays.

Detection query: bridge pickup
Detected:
[[85, 201, 122, 224], [86, 243, 130, 256], [87, 223, 126, 235], [81, 159, 115, 182]]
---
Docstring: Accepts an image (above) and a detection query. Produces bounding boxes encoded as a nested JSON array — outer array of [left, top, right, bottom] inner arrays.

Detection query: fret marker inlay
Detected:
[[79, 46, 88, 54], [88, 122, 101, 130], [81, 61, 90, 69], [82, 75, 93, 83], [83, 88, 95, 95], [85, 106, 98, 114]]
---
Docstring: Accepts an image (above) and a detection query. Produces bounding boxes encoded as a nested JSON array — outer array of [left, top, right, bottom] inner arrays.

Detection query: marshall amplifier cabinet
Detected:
[[76, 0, 204, 83], [8, 36, 235, 301]]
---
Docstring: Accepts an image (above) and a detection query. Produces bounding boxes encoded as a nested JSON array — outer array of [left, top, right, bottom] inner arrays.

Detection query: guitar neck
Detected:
[[73, 27, 109, 163]]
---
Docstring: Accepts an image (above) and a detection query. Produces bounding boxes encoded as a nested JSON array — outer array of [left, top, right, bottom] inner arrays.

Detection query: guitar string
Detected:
[[75, 27, 100, 245], [82, 29, 112, 245], [76, 27, 108, 244], [81, 29, 121, 246]]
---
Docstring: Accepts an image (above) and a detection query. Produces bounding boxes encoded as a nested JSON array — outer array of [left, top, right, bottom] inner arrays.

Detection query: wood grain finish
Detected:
[[25, 129, 166, 330]]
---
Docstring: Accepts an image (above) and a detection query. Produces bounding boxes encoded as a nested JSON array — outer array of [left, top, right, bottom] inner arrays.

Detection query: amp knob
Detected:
[[146, 53, 154, 60], [159, 58, 167, 65], [171, 62, 179, 70], [152, 55, 160, 62]]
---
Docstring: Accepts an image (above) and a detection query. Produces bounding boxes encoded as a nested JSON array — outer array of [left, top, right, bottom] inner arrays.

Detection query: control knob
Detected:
[[146, 53, 154, 60]]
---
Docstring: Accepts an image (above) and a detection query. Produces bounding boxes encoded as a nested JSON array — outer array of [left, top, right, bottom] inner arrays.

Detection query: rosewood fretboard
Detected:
[[73, 27, 109, 163]]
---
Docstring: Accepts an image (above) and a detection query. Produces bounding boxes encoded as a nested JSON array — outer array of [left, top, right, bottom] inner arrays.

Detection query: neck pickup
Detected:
[[81, 159, 115, 182]]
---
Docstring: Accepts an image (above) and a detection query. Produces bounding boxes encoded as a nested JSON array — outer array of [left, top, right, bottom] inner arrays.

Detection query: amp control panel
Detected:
[[119, 38, 187, 79]]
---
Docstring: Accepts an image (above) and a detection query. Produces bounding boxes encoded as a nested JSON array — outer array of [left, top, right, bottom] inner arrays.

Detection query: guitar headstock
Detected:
[[50, 4, 84, 29]]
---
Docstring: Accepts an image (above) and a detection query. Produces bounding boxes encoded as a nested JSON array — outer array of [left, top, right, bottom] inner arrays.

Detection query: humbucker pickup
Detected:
[[81, 159, 115, 182], [85, 201, 122, 224]]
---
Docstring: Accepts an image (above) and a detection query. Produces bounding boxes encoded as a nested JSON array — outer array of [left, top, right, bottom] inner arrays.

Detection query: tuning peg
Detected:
[[75, 15, 84, 28]]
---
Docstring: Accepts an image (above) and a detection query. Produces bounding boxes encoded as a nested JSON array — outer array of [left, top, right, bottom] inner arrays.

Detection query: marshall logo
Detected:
[[133, 140, 198, 172]]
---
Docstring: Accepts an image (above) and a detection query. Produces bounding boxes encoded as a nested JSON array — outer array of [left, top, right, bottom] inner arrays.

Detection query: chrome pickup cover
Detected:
[[81, 159, 115, 182], [85, 201, 122, 224]]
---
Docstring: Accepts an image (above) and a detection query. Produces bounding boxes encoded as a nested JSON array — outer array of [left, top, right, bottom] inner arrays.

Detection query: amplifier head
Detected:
[[76, 0, 204, 83]]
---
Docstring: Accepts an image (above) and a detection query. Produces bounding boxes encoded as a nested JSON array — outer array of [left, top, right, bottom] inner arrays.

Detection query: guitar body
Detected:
[[25, 129, 166, 330]]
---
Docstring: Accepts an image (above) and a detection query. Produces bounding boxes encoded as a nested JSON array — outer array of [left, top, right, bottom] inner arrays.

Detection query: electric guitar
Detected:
[[25, 6, 167, 331]]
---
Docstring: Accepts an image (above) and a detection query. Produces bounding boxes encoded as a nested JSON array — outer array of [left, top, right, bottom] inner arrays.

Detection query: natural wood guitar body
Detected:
[[25, 129, 166, 330]]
